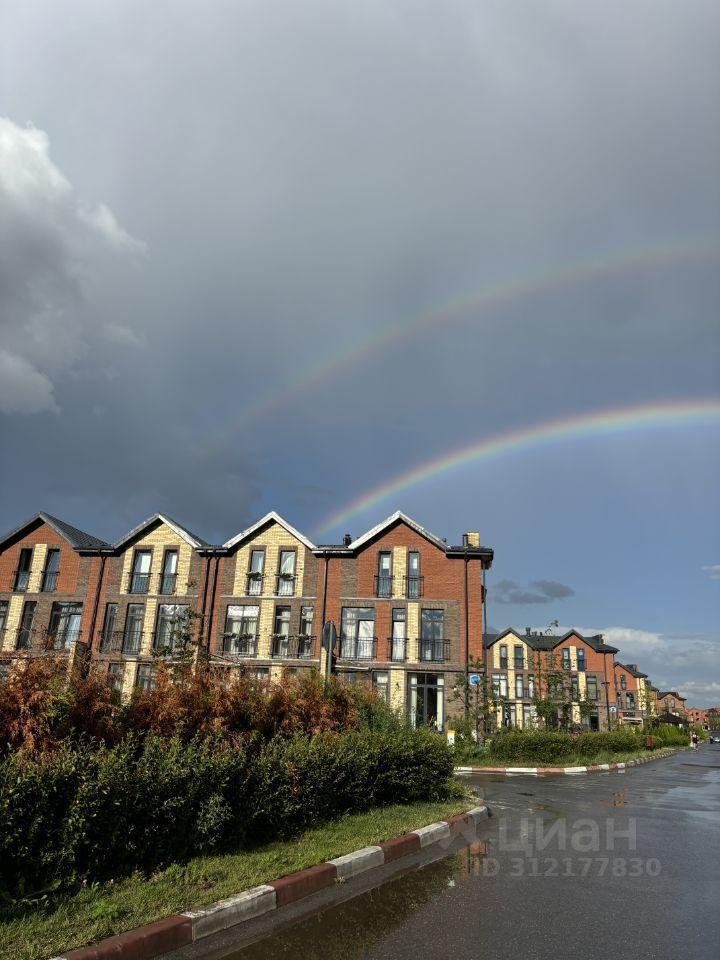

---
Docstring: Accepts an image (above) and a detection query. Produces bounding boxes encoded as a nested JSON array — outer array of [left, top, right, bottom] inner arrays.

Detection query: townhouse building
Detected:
[[614, 662, 653, 725], [656, 691, 687, 719], [484, 628, 619, 731], [0, 510, 494, 730], [686, 708, 708, 728]]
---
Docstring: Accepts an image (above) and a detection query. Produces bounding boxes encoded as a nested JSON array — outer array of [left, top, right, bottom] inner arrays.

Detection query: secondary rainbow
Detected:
[[316, 398, 720, 537]]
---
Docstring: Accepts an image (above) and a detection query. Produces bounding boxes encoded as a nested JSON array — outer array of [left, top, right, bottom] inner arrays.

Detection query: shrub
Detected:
[[648, 723, 689, 746], [487, 729, 575, 763]]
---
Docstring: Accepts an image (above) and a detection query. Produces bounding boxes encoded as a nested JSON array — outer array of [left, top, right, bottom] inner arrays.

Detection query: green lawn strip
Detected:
[[457, 747, 678, 768], [1, 798, 470, 960]]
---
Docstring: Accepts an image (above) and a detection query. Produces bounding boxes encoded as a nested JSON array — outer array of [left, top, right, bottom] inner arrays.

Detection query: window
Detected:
[[340, 607, 375, 659], [247, 550, 265, 595], [100, 603, 118, 652], [48, 602, 82, 649], [408, 673, 444, 730], [571, 677, 579, 701], [251, 666, 270, 681], [577, 649, 586, 672], [0, 601, 7, 640], [14, 548, 32, 592], [16, 601, 36, 649], [562, 648, 571, 670], [224, 605, 259, 656], [41, 549, 60, 592], [376, 552, 392, 598], [372, 670, 389, 702], [123, 604, 144, 654], [129, 550, 151, 594], [272, 606, 291, 657], [135, 663, 155, 691], [154, 604, 189, 652], [515, 674, 524, 699], [586, 677, 598, 701], [277, 550, 296, 596], [502, 703, 516, 727], [617, 694, 624, 710], [620, 674, 626, 690], [406, 552, 421, 598], [159, 550, 178, 595], [390, 608, 406, 661], [492, 673, 508, 698], [420, 609, 444, 662], [522, 704, 537, 729], [298, 606, 314, 658], [107, 662, 124, 693], [528, 674, 535, 698], [514, 645, 524, 670]]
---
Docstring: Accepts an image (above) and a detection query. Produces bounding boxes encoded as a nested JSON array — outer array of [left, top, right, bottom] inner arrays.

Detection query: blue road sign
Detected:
[[469, 673, 480, 686]]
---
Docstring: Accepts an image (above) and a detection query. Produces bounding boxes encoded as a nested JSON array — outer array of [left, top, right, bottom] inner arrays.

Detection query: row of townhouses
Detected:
[[0, 510, 685, 731]]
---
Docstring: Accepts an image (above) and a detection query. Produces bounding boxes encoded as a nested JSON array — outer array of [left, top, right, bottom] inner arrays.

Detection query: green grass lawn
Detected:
[[456, 746, 679, 767], [0, 798, 471, 960]]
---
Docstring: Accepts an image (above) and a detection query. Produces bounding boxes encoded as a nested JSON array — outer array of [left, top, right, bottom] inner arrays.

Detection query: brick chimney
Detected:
[[464, 531, 480, 547]]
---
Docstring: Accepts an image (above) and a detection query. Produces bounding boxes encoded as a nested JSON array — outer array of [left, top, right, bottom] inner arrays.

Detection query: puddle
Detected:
[[223, 842, 489, 959]]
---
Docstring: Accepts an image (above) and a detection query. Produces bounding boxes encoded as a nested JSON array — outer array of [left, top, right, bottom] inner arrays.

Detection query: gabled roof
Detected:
[[657, 691, 686, 701], [346, 511, 448, 552], [113, 514, 209, 550], [0, 512, 109, 552], [617, 662, 648, 679], [486, 627, 618, 654], [223, 511, 315, 551]]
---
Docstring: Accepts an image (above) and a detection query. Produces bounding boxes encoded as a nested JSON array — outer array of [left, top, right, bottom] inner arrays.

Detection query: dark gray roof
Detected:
[[657, 691, 686, 701], [619, 663, 648, 679], [0, 512, 109, 552], [486, 628, 618, 654]]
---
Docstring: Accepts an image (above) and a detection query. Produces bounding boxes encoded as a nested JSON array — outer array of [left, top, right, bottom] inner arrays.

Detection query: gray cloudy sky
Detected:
[[1, 1, 719, 703]]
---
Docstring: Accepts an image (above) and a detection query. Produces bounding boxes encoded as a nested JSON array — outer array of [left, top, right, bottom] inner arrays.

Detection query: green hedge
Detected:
[[487, 728, 646, 763], [0, 726, 453, 898]]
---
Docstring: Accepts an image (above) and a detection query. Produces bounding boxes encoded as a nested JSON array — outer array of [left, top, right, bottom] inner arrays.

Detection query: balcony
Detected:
[[128, 572, 150, 594], [222, 634, 258, 658], [275, 574, 295, 597], [41, 570, 59, 592], [374, 574, 393, 599], [338, 637, 377, 661], [271, 635, 315, 659], [404, 575, 423, 599], [387, 637, 407, 662], [122, 630, 144, 655], [418, 639, 450, 663], [246, 573, 264, 596], [12, 569, 30, 592], [45, 627, 81, 650], [14, 628, 79, 654], [158, 572, 177, 595]]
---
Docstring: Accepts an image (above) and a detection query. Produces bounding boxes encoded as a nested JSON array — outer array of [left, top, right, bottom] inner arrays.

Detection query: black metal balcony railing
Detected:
[[41, 570, 59, 592], [98, 629, 121, 654], [15, 626, 37, 651], [418, 639, 450, 663], [271, 635, 315, 659], [45, 627, 81, 650], [387, 637, 407, 662], [275, 574, 295, 597], [499, 658, 508, 669], [158, 572, 177, 595], [122, 630, 143, 655], [223, 634, 258, 658], [13, 569, 30, 592], [404, 575, 423, 599], [338, 637, 377, 661], [246, 573, 263, 596], [374, 574, 393, 598], [514, 658, 524, 671], [128, 572, 150, 594], [15, 628, 80, 654]]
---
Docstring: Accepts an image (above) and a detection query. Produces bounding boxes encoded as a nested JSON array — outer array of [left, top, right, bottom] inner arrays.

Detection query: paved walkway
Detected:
[[225, 746, 720, 960]]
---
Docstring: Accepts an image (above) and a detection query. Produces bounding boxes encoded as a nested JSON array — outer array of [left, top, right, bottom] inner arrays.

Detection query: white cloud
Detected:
[[0, 117, 145, 414], [701, 565, 720, 580]]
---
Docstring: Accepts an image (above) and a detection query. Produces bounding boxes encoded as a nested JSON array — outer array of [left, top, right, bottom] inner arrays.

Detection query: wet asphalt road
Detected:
[[229, 747, 720, 960]]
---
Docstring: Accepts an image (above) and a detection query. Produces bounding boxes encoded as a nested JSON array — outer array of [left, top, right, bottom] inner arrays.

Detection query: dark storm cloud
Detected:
[[493, 578, 575, 605], [530, 579, 576, 600]]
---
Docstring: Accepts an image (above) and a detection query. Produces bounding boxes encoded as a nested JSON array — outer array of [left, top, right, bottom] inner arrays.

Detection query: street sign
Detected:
[[469, 673, 480, 686]]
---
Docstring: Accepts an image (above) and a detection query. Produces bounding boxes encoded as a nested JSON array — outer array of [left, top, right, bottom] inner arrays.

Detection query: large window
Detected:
[[562, 648, 571, 670], [499, 644, 508, 669], [298, 606, 314, 658], [272, 606, 291, 657], [122, 604, 144, 654], [154, 604, 189, 652], [247, 550, 265, 595], [528, 674, 535, 698], [372, 671, 389, 702], [135, 663, 155, 691], [159, 550, 178, 595], [577, 649, 586, 672], [406, 552, 421, 598], [129, 550, 151, 594], [0, 601, 8, 640], [390, 608, 406, 661], [107, 662, 124, 693], [492, 673, 508, 698], [340, 607, 375, 659], [586, 676, 598, 701], [376, 552, 392, 597], [408, 673, 444, 730], [514, 645, 524, 670], [14, 548, 32, 592], [223, 605, 259, 656], [420, 609, 444, 662], [41, 549, 60, 592], [48, 602, 82, 649], [276, 550, 296, 596], [16, 601, 36, 649], [515, 674, 524, 699]]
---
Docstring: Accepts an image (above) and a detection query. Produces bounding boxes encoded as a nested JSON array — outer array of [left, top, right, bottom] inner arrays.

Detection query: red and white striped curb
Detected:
[[455, 750, 675, 776], [51, 805, 488, 960]]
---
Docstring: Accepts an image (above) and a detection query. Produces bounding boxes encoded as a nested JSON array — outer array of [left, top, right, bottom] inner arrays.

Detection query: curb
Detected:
[[455, 749, 676, 776], [52, 805, 488, 960]]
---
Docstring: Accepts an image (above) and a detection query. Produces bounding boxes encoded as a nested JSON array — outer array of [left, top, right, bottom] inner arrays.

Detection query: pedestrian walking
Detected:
[[691, 731, 699, 751]]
